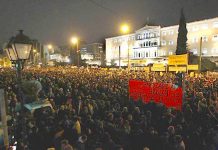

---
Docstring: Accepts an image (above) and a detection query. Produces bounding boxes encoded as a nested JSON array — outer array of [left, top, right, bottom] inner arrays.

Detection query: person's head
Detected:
[[134, 107, 140, 113], [61, 139, 69, 147], [143, 147, 150, 150], [174, 135, 183, 144], [146, 111, 152, 118], [127, 114, 133, 121], [108, 113, 114, 121], [168, 126, 175, 135]]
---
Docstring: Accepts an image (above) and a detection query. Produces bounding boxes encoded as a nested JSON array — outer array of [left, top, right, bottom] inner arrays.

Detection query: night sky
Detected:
[[0, 0, 218, 46]]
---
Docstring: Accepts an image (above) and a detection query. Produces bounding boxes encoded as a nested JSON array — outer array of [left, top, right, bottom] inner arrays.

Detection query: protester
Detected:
[[0, 66, 218, 150]]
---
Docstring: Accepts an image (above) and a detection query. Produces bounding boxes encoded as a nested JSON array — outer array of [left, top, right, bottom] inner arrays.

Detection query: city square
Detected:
[[0, 0, 218, 150]]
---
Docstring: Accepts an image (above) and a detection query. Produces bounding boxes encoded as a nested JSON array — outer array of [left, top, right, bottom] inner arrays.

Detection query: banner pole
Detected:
[[0, 89, 9, 149], [182, 73, 186, 107]]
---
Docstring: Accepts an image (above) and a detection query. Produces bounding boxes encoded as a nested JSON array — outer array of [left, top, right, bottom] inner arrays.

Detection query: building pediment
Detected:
[[135, 25, 160, 33]]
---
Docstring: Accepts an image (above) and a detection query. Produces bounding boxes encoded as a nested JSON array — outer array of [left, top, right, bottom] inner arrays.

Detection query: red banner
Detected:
[[129, 80, 183, 110]]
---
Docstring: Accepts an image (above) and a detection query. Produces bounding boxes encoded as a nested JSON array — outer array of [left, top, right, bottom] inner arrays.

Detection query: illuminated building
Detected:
[[80, 43, 104, 65], [106, 17, 218, 66]]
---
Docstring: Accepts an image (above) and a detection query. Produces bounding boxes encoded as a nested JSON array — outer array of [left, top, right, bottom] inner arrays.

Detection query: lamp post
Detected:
[[33, 49, 37, 65], [6, 30, 32, 83], [120, 24, 130, 71], [5, 30, 32, 146], [71, 37, 79, 67], [199, 37, 203, 73]]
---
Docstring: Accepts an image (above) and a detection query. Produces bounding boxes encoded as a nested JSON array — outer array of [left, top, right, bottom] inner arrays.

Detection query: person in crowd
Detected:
[[61, 139, 74, 150], [1, 67, 218, 150]]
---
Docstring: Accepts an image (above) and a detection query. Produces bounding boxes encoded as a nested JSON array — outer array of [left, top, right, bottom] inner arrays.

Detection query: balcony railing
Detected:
[[133, 45, 160, 49], [136, 35, 160, 40]]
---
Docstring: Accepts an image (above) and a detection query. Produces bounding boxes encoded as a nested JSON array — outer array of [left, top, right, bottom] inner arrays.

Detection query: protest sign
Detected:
[[168, 54, 188, 65], [129, 80, 183, 110]]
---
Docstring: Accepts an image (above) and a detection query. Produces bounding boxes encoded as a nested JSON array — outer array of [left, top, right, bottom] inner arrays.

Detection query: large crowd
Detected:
[[0, 66, 218, 150]]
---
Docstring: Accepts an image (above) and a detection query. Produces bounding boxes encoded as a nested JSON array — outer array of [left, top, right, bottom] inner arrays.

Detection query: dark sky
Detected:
[[0, 0, 218, 46]]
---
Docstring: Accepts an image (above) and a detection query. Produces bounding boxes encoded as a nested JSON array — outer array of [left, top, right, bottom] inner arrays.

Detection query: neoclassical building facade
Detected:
[[106, 17, 218, 66]]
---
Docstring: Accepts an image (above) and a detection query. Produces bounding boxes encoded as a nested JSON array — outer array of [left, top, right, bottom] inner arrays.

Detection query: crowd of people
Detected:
[[0, 66, 218, 150]]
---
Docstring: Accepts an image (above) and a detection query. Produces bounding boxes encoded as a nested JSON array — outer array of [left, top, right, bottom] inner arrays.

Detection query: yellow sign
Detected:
[[187, 65, 198, 70], [153, 63, 165, 68], [151, 67, 166, 72], [168, 54, 188, 65], [122, 59, 146, 64], [169, 66, 187, 72]]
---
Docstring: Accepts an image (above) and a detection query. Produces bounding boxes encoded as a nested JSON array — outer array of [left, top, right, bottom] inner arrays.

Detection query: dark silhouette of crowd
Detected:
[[0, 66, 218, 150]]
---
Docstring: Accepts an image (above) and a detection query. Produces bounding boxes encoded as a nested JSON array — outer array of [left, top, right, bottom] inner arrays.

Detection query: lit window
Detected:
[[169, 41, 174, 45], [202, 36, 208, 42], [169, 51, 173, 55], [192, 37, 198, 43], [150, 33, 154, 38], [192, 26, 199, 32], [213, 22, 218, 28], [149, 41, 151, 46], [169, 30, 174, 35], [153, 41, 158, 46], [162, 31, 166, 36], [202, 24, 208, 29], [161, 41, 166, 46], [192, 49, 198, 55], [212, 35, 218, 41], [212, 48, 218, 53], [202, 48, 207, 54]]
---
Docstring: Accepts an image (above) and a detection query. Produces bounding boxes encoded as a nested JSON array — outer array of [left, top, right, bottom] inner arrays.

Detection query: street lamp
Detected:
[[5, 30, 32, 146], [121, 24, 130, 34], [120, 24, 130, 71], [71, 37, 79, 67], [33, 49, 37, 65], [6, 30, 32, 74], [48, 44, 53, 50]]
